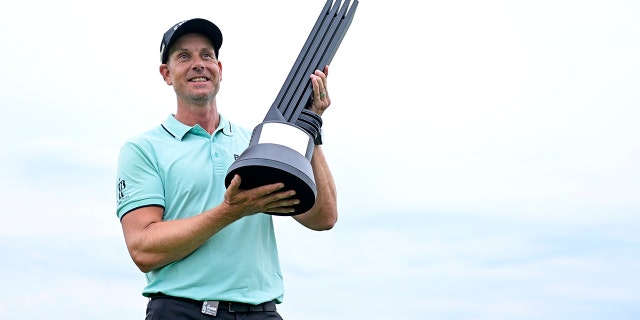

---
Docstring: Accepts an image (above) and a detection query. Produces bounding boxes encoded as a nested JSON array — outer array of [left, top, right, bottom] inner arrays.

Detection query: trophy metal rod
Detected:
[[280, 0, 345, 121], [267, 0, 358, 123], [268, 0, 334, 122], [286, 0, 359, 123]]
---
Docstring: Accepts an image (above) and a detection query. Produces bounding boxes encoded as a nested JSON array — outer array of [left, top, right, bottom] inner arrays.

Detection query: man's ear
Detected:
[[159, 64, 172, 85]]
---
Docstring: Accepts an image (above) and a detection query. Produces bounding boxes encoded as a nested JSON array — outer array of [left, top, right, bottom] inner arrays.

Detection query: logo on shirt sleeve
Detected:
[[116, 178, 128, 203]]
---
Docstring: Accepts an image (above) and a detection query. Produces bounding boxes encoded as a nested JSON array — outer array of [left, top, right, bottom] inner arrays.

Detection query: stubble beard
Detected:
[[188, 92, 215, 105], [177, 85, 219, 107]]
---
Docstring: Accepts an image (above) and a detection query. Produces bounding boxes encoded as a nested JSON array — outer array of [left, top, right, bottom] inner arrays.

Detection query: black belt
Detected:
[[148, 293, 277, 312]]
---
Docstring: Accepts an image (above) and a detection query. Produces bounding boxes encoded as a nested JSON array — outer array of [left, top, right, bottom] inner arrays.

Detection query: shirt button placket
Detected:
[[211, 137, 225, 175]]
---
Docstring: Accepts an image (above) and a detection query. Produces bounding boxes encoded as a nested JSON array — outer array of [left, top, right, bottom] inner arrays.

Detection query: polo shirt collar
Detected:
[[161, 114, 234, 140]]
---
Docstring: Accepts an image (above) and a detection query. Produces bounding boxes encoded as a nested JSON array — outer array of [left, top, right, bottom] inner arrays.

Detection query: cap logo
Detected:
[[173, 20, 187, 31]]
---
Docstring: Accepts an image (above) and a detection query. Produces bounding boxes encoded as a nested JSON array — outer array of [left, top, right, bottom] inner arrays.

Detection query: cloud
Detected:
[[274, 212, 640, 319]]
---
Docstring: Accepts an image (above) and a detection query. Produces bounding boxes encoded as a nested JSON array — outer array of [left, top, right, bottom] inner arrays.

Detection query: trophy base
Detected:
[[225, 143, 316, 215]]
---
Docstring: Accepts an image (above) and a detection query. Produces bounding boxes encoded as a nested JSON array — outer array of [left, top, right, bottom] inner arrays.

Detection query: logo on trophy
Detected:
[[224, 0, 359, 215]]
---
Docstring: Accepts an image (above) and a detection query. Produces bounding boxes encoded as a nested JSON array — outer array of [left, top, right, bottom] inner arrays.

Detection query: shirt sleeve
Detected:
[[115, 140, 165, 220]]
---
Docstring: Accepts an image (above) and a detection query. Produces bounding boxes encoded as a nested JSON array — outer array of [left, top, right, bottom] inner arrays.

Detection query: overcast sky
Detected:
[[1, 0, 639, 319]]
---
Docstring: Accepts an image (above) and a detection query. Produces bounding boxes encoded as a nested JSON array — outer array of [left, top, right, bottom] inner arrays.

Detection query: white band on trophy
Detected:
[[258, 122, 310, 156]]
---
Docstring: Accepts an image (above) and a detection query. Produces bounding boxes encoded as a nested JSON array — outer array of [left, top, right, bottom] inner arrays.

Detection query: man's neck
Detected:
[[175, 102, 220, 134]]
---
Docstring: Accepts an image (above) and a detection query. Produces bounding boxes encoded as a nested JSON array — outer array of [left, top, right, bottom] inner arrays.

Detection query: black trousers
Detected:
[[146, 295, 284, 320]]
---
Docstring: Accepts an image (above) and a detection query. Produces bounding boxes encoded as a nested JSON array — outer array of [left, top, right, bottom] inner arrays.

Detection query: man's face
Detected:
[[161, 33, 222, 105]]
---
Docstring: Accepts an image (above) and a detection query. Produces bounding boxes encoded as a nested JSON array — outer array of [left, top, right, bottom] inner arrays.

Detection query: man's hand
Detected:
[[224, 174, 300, 216], [309, 65, 331, 116]]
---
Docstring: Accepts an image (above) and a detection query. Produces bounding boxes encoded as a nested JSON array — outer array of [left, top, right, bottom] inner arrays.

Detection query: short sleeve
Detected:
[[115, 140, 165, 220]]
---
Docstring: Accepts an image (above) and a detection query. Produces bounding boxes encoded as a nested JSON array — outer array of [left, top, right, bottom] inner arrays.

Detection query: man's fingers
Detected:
[[225, 179, 299, 216], [254, 182, 286, 196], [264, 199, 301, 215], [228, 174, 241, 189]]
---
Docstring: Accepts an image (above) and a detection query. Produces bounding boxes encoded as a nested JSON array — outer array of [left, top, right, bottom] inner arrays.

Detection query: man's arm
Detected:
[[292, 66, 338, 230], [121, 175, 299, 273], [293, 145, 338, 230]]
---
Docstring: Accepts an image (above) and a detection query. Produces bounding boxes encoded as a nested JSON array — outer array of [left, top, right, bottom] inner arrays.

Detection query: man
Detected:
[[115, 18, 338, 319]]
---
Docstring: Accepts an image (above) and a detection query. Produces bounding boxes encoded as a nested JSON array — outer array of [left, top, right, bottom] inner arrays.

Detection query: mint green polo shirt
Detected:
[[116, 114, 284, 304]]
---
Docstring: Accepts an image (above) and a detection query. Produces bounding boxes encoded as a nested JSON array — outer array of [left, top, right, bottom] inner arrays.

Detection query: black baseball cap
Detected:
[[160, 18, 223, 63]]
